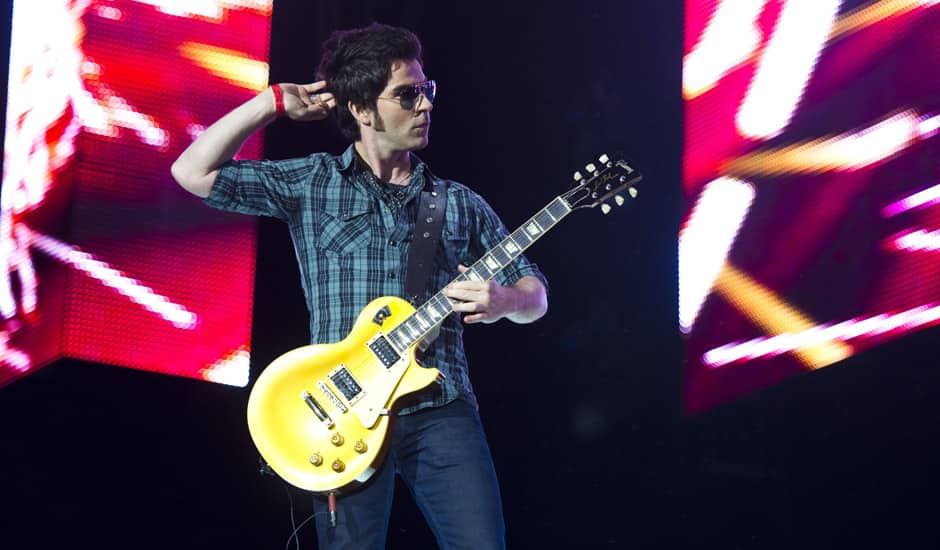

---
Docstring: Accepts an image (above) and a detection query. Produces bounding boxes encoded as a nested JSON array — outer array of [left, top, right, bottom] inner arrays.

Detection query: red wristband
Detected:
[[271, 84, 285, 116]]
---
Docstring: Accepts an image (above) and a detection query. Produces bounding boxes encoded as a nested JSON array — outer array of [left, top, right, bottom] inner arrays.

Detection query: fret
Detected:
[[465, 268, 483, 281], [513, 228, 532, 247], [410, 319, 425, 339], [398, 327, 412, 347], [432, 294, 452, 314], [389, 330, 406, 350], [473, 262, 493, 279], [483, 255, 500, 272], [403, 323, 418, 342], [503, 238, 520, 255], [415, 311, 431, 330], [427, 299, 446, 319], [534, 210, 555, 230], [524, 219, 543, 236], [491, 245, 511, 266], [548, 199, 570, 219]]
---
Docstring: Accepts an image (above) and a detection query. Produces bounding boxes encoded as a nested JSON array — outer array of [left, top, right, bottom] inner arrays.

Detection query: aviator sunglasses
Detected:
[[378, 80, 436, 111]]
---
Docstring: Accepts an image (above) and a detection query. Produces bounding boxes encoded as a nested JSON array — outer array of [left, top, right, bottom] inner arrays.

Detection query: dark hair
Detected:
[[316, 23, 423, 141]]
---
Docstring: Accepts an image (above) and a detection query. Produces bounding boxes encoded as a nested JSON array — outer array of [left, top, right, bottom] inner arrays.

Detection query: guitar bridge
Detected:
[[301, 391, 334, 428]]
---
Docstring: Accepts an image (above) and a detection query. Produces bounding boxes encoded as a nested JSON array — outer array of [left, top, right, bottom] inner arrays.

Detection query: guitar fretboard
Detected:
[[385, 196, 572, 352]]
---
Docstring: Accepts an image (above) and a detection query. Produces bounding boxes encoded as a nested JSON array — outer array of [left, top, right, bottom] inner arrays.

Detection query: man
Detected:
[[171, 22, 547, 549]]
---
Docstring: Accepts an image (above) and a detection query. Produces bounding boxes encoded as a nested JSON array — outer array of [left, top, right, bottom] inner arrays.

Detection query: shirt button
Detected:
[[388, 271, 396, 279], [388, 240, 397, 247], [423, 232, 431, 238], [429, 203, 437, 210]]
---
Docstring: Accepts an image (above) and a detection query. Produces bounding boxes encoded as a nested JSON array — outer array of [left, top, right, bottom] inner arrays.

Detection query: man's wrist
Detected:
[[270, 84, 286, 117]]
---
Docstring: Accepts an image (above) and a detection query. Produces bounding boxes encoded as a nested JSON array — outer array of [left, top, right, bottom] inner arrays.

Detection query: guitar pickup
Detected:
[[301, 391, 334, 428]]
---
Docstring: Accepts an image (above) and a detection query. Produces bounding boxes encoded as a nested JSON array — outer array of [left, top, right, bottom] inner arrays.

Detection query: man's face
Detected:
[[368, 59, 433, 152]]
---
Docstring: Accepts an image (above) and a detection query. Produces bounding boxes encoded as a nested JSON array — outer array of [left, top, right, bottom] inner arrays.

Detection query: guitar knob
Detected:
[[573, 171, 583, 182], [354, 439, 368, 453], [628, 187, 638, 198], [614, 195, 625, 206], [330, 433, 345, 446], [332, 459, 345, 472], [309, 452, 323, 466], [600, 204, 612, 215], [585, 163, 597, 173], [598, 153, 609, 164]]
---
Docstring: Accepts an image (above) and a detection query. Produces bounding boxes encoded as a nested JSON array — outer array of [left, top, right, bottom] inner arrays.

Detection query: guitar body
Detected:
[[247, 296, 441, 494]]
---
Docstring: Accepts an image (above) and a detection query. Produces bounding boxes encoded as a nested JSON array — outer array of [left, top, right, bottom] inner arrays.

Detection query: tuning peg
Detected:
[[585, 163, 597, 174], [598, 153, 609, 164], [573, 171, 583, 182], [600, 203, 612, 214], [614, 195, 625, 206], [628, 187, 638, 198]]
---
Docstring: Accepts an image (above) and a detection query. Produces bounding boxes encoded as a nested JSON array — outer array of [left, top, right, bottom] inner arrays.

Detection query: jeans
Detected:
[[312, 398, 506, 549]]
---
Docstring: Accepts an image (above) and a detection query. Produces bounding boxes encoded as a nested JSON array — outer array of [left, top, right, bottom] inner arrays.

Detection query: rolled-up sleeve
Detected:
[[204, 157, 314, 220]]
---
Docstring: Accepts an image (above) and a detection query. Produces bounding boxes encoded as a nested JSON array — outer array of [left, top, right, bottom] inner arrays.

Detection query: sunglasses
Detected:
[[378, 80, 437, 111]]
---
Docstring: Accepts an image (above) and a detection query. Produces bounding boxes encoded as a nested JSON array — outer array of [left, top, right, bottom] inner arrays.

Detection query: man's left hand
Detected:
[[442, 265, 517, 324]]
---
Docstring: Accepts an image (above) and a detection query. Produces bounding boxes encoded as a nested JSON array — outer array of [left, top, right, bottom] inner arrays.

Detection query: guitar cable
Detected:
[[259, 457, 328, 550]]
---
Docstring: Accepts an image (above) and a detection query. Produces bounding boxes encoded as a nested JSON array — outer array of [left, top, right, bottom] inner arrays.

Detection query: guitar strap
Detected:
[[405, 175, 448, 351]]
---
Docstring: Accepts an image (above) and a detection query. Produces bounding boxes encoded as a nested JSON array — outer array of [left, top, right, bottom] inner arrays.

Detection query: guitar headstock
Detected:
[[560, 154, 642, 213]]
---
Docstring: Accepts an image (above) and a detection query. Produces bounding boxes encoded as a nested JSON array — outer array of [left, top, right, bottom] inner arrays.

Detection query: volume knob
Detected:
[[332, 459, 345, 472], [330, 433, 345, 446]]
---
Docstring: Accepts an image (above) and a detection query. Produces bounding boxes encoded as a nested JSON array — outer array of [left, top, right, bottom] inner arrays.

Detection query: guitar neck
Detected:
[[385, 196, 573, 351]]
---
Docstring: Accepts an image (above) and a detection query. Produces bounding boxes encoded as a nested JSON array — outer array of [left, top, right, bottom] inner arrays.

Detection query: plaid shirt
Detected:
[[205, 145, 547, 414]]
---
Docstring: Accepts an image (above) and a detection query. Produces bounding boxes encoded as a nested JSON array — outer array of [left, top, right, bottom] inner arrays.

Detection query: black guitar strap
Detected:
[[405, 176, 447, 351]]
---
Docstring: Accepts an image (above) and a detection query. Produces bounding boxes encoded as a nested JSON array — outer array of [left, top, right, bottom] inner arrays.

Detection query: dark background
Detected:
[[3, 2, 939, 548]]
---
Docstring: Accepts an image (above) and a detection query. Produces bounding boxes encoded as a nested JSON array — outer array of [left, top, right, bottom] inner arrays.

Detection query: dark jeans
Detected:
[[312, 398, 506, 549]]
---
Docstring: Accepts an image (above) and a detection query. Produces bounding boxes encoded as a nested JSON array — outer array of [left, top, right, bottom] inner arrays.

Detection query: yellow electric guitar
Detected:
[[247, 153, 642, 494]]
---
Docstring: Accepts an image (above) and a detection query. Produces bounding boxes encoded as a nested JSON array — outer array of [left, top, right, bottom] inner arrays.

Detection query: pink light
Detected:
[[887, 228, 940, 252], [736, 0, 842, 139], [679, 177, 755, 333], [882, 181, 940, 217], [26, 228, 198, 329], [917, 113, 940, 138], [703, 302, 940, 367], [682, 0, 765, 98]]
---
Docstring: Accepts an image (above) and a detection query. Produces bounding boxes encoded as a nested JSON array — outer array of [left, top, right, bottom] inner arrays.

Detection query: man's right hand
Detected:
[[280, 81, 336, 121]]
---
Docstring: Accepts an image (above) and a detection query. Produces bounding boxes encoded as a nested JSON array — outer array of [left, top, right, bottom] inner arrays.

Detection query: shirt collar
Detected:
[[337, 144, 428, 182]]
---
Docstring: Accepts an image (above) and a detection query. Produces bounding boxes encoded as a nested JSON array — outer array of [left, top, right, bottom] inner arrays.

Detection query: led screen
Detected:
[[681, 0, 940, 413], [1, 0, 274, 387]]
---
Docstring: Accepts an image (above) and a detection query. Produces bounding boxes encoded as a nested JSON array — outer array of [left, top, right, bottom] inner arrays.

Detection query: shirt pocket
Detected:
[[442, 211, 471, 268], [316, 199, 373, 256]]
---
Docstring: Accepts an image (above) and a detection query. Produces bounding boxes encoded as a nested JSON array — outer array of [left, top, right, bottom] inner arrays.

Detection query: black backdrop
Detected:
[[2, 2, 940, 548]]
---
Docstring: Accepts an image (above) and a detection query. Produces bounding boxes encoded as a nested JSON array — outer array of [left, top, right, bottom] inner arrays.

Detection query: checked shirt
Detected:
[[204, 144, 547, 414]]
